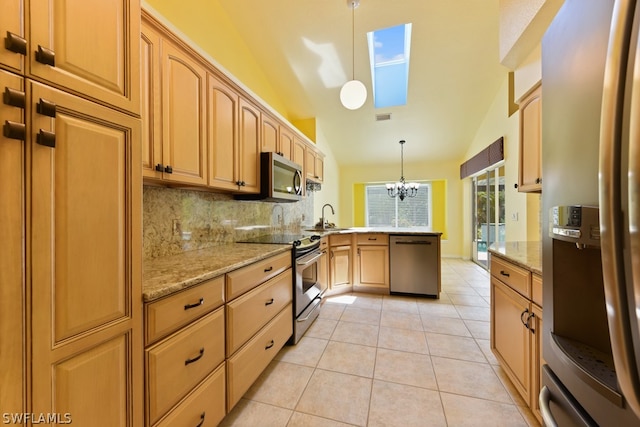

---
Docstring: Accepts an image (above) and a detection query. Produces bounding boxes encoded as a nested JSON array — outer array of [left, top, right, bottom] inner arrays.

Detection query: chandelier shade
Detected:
[[387, 140, 419, 200]]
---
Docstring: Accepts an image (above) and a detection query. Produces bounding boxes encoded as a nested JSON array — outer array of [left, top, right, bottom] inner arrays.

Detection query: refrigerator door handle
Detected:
[[600, 0, 640, 418]]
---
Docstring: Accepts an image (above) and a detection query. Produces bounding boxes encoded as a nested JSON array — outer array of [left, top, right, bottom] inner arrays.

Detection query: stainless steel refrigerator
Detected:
[[542, 0, 640, 425]]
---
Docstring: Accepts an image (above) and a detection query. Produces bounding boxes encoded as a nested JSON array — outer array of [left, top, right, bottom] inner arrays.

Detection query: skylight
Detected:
[[367, 23, 412, 109]]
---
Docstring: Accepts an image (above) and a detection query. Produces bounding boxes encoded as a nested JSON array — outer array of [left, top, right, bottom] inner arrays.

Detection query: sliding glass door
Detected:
[[472, 166, 505, 267]]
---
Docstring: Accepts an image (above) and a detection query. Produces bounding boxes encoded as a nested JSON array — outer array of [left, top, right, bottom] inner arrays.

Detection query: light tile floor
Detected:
[[220, 258, 540, 427]]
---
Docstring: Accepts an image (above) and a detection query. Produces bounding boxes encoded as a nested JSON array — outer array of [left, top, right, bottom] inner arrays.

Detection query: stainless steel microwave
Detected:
[[236, 152, 303, 202]]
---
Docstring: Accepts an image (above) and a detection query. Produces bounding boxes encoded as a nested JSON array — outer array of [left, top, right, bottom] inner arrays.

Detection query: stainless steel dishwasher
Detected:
[[389, 234, 440, 297]]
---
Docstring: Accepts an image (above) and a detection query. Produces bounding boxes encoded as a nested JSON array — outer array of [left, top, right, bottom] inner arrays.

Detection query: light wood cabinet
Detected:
[[144, 276, 226, 427], [29, 81, 142, 426], [237, 97, 261, 193], [141, 18, 207, 186], [0, 0, 141, 114], [0, 0, 25, 74], [517, 83, 542, 193], [279, 125, 294, 160], [490, 254, 543, 423], [354, 234, 390, 293], [305, 146, 324, 183], [328, 234, 354, 294], [318, 237, 329, 294], [261, 111, 279, 154], [207, 72, 240, 191], [0, 69, 25, 417], [225, 251, 293, 412]]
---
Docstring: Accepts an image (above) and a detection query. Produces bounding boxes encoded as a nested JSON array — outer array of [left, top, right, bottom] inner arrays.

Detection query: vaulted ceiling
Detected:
[[217, 0, 507, 166]]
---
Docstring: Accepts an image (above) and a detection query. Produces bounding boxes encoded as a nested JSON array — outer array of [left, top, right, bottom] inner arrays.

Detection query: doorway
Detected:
[[472, 166, 505, 268]]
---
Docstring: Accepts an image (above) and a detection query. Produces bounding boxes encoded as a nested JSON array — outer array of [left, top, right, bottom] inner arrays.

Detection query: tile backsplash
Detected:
[[143, 185, 314, 260]]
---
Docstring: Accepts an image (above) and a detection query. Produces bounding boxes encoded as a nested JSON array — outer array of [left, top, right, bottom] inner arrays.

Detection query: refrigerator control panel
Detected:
[[550, 205, 600, 246]]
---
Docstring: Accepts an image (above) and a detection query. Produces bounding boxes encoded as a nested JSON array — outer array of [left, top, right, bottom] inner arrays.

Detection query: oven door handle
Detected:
[[297, 252, 322, 266], [297, 299, 322, 322]]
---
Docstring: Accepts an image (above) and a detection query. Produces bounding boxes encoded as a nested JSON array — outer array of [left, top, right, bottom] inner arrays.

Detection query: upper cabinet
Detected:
[[305, 146, 324, 183], [140, 10, 323, 195], [141, 19, 207, 186], [517, 83, 542, 193], [0, 0, 141, 114]]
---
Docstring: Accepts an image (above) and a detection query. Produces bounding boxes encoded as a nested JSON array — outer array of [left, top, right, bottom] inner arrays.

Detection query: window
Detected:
[[365, 183, 431, 227], [367, 23, 412, 109]]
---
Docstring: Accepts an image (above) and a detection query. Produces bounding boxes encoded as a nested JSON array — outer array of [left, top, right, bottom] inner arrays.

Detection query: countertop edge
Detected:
[[488, 242, 542, 276]]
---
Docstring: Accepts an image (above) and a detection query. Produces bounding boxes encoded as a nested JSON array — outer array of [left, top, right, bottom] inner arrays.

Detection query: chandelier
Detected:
[[339, 0, 367, 110], [386, 140, 420, 200]]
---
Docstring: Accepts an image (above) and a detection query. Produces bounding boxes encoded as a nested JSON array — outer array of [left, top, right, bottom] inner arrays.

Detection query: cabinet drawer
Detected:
[[226, 251, 291, 300], [329, 233, 352, 246], [491, 256, 531, 298], [145, 276, 225, 345], [356, 233, 389, 245], [226, 304, 293, 411], [154, 362, 226, 427], [226, 269, 293, 356], [532, 274, 543, 307], [146, 307, 225, 425], [319, 237, 329, 251]]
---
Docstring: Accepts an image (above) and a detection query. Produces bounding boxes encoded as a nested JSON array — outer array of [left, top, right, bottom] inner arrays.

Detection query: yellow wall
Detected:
[[144, 0, 290, 119], [339, 161, 463, 258]]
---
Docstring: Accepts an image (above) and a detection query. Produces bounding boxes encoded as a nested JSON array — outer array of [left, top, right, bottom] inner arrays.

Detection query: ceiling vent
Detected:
[[376, 113, 392, 121]]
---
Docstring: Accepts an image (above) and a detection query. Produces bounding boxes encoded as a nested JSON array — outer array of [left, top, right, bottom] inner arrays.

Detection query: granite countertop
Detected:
[[143, 243, 291, 302], [488, 241, 542, 275], [308, 226, 443, 236]]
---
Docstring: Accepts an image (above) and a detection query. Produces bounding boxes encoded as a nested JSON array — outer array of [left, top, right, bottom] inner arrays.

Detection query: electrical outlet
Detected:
[[511, 212, 519, 221]]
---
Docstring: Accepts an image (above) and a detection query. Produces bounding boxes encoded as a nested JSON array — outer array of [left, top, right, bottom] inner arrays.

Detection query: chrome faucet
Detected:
[[321, 203, 335, 229]]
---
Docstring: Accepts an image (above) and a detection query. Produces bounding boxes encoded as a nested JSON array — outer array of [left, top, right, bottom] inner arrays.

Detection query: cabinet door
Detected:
[[161, 41, 207, 186], [518, 84, 542, 192], [491, 277, 531, 403], [314, 154, 324, 182], [318, 249, 329, 294], [0, 70, 25, 416], [279, 125, 294, 160], [238, 97, 260, 193], [261, 112, 278, 154], [0, 0, 25, 73], [140, 22, 162, 180], [530, 303, 544, 423], [30, 0, 141, 114], [330, 245, 352, 289], [208, 73, 239, 191], [356, 245, 389, 290], [30, 81, 142, 426], [305, 147, 316, 180]]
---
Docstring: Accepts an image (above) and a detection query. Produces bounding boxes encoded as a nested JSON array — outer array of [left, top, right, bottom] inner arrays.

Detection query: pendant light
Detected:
[[386, 140, 420, 201], [340, 0, 367, 110]]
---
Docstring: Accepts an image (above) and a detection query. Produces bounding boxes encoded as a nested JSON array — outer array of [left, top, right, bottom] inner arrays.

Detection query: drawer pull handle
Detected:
[[3, 120, 25, 140], [368, 237, 377, 240], [4, 31, 27, 55], [36, 98, 56, 117], [3, 87, 26, 108], [35, 45, 55, 66], [184, 298, 204, 310], [184, 348, 205, 366], [265, 298, 274, 306], [36, 129, 56, 148], [195, 412, 205, 427], [264, 266, 273, 272], [500, 270, 510, 277], [527, 312, 536, 333], [265, 340, 275, 350], [520, 309, 531, 329]]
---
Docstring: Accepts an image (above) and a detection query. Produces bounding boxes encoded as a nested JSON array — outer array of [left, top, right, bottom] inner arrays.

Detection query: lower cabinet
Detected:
[[490, 253, 543, 423], [327, 234, 354, 295], [354, 233, 389, 293]]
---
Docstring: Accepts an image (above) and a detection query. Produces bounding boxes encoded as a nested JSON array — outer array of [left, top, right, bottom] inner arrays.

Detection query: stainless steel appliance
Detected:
[[235, 152, 302, 202], [237, 234, 324, 344], [389, 234, 440, 297], [541, 0, 640, 424]]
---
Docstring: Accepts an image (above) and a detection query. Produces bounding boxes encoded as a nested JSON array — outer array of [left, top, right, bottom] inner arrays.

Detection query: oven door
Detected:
[[295, 249, 322, 315]]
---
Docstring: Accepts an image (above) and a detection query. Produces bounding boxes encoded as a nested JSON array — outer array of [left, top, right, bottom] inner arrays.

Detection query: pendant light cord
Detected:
[[351, 1, 355, 80]]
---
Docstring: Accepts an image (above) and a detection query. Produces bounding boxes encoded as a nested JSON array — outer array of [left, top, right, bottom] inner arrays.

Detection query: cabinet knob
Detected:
[[35, 45, 55, 66], [3, 120, 26, 141], [536, 177, 542, 184], [4, 31, 27, 55], [155, 164, 163, 172], [514, 183, 518, 189], [36, 129, 56, 148], [164, 165, 173, 174], [3, 87, 26, 109]]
